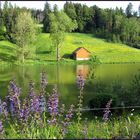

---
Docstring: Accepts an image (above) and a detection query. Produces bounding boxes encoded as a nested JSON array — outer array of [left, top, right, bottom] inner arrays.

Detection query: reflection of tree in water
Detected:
[[0, 66, 13, 82], [76, 64, 96, 81], [86, 65, 96, 84]]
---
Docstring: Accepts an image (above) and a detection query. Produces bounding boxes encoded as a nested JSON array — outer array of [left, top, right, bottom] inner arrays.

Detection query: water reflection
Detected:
[[0, 63, 140, 109], [76, 65, 89, 78]]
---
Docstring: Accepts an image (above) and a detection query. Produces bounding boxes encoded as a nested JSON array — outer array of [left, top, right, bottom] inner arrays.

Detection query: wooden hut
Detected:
[[72, 47, 91, 60]]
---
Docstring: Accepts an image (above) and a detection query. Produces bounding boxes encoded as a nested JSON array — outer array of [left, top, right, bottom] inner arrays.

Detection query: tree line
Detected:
[[43, 2, 140, 49], [0, 1, 140, 62]]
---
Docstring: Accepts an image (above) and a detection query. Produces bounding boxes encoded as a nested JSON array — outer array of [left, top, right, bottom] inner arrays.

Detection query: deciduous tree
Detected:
[[12, 11, 37, 63], [49, 11, 77, 61]]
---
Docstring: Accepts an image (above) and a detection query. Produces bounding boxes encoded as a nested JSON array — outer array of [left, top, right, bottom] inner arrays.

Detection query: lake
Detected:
[[0, 63, 140, 113]]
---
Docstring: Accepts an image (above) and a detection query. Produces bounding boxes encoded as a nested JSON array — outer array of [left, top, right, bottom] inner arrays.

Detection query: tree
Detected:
[[138, 5, 140, 17], [125, 3, 133, 18], [0, 1, 5, 40], [0, 1, 3, 26], [49, 11, 77, 61], [43, 2, 51, 33], [64, 1, 77, 21], [133, 11, 138, 17], [74, 3, 84, 32], [53, 4, 58, 15], [12, 11, 37, 63]]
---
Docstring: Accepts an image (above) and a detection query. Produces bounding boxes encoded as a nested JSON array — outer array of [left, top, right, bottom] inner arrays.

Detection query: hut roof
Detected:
[[72, 47, 91, 54]]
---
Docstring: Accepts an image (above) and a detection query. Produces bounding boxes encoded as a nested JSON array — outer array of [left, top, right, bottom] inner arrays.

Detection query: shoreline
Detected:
[[1, 60, 140, 66]]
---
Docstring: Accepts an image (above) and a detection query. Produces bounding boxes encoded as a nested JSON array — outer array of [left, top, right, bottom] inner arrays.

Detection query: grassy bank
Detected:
[[2, 115, 140, 139], [1, 33, 140, 64]]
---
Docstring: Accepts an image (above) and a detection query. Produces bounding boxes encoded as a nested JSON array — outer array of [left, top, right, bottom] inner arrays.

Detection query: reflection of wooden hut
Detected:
[[76, 65, 89, 78], [72, 47, 91, 60]]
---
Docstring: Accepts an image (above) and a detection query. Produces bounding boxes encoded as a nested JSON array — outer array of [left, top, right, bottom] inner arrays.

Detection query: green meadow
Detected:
[[1, 32, 140, 63]]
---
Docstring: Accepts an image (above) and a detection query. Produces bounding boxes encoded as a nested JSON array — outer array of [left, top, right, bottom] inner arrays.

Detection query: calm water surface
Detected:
[[0, 63, 140, 109]]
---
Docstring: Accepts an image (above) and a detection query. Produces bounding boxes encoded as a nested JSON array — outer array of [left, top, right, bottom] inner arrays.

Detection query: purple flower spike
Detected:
[[6, 80, 21, 117], [47, 118, 57, 125], [19, 103, 30, 122], [40, 72, 48, 94], [102, 99, 112, 122], [47, 88, 59, 126], [1, 102, 8, 118], [60, 104, 74, 136], [0, 121, 4, 135], [28, 81, 35, 99], [0, 99, 2, 114], [39, 94, 46, 113], [47, 88, 59, 116], [8, 80, 21, 96], [76, 75, 85, 91]]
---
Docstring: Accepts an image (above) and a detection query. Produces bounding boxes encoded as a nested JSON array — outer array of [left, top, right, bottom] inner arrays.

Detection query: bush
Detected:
[[0, 35, 5, 41], [90, 55, 100, 64], [88, 93, 119, 115]]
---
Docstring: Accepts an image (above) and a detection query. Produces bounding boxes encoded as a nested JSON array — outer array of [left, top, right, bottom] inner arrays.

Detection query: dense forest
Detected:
[[0, 1, 140, 49]]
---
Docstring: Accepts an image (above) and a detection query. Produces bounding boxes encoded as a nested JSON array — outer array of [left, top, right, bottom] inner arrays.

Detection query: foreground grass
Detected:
[[67, 115, 140, 139], [2, 115, 140, 139], [1, 33, 140, 63]]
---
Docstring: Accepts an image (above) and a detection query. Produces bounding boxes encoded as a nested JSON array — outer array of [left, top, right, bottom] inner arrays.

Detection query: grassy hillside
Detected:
[[1, 33, 140, 63], [0, 41, 17, 62]]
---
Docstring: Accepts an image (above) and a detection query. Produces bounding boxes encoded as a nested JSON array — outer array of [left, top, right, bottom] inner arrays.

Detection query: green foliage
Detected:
[[90, 55, 100, 64], [43, 2, 51, 33], [49, 11, 77, 60], [11, 11, 37, 63], [88, 93, 118, 109], [126, 3, 133, 18]]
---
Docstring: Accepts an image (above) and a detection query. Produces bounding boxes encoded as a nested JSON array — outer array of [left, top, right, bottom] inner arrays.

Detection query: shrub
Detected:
[[88, 93, 119, 115], [0, 35, 5, 41], [90, 55, 100, 64]]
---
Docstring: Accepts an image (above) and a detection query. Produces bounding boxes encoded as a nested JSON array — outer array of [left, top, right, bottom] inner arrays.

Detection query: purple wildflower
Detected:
[[60, 104, 65, 114], [65, 104, 74, 121], [47, 88, 59, 116], [39, 94, 46, 113], [81, 118, 88, 138], [33, 96, 40, 113], [28, 81, 35, 99], [1, 102, 8, 118], [47, 88, 59, 125], [9, 99, 15, 117], [6, 80, 21, 117], [102, 99, 112, 122], [40, 72, 48, 94], [28, 92, 40, 114], [18, 99, 30, 122], [60, 104, 74, 136], [8, 80, 21, 96], [28, 82, 41, 118], [47, 118, 57, 125], [76, 75, 85, 91], [0, 99, 2, 114], [76, 75, 85, 125], [0, 121, 4, 135]]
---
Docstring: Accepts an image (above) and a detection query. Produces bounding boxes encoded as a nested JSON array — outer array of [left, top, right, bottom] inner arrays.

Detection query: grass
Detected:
[[66, 115, 140, 139], [1, 32, 140, 63], [2, 111, 140, 139]]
